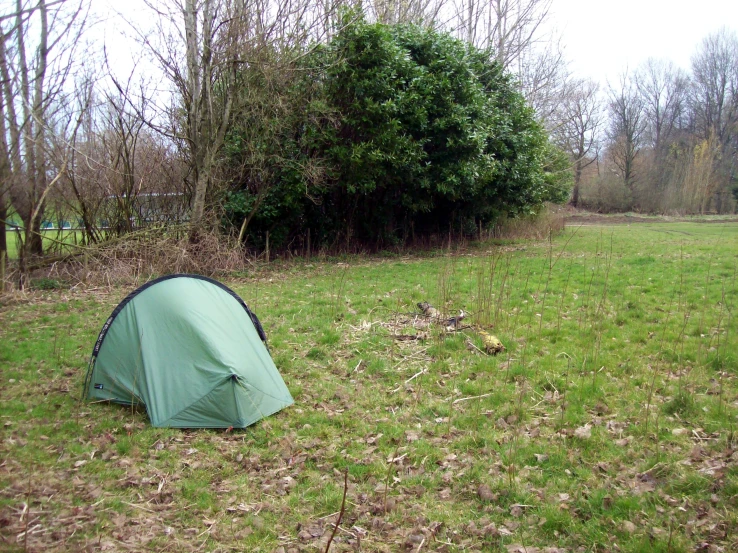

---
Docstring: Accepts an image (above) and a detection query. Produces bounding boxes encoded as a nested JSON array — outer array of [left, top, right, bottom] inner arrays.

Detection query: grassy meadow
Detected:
[[1, 221, 738, 552], [4, 229, 86, 260]]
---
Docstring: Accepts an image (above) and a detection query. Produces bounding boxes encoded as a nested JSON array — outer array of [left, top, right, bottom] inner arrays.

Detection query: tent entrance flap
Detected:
[[161, 379, 242, 428]]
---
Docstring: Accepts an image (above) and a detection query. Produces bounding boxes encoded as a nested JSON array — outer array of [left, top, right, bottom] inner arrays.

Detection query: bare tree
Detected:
[[451, 0, 552, 71], [369, 0, 446, 26], [689, 28, 738, 212], [0, 0, 89, 262], [690, 27, 738, 145], [60, 86, 186, 247], [517, 35, 569, 128], [181, 0, 235, 237], [308, 0, 358, 41], [62, 94, 104, 246], [135, 0, 320, 240], [607, 72, 647, 191], [448, 0, 569, 128], [58, 68, 172, 245], [553, 78, 602, 207], [0, 60, 11, 262], [635, 58, 689, 152], [0, 181, 7, 271], [102, 75, 150, 236]]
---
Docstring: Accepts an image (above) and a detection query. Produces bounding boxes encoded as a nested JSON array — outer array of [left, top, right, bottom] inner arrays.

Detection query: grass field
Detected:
[[4, 229, 85, 260], [1, 222, 738, 552]]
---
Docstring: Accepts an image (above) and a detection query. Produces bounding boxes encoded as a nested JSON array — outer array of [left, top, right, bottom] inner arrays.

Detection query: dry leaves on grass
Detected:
[[573, 425, 592, 439], [506, 543, 569, 553]]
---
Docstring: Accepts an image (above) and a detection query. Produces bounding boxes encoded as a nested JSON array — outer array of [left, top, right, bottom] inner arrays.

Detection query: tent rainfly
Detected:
[[83, 274, 293, 428]]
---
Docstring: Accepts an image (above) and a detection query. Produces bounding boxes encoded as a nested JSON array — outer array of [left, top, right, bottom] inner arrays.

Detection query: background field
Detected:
[[1, 222, 737, 552], [4, 229, 86, 260]]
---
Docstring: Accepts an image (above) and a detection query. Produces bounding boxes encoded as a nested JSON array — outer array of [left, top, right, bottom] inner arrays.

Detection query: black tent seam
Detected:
[[89, 273, 268, 362]]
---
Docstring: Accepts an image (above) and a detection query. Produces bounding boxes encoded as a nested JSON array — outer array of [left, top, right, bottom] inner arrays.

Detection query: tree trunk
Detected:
[[17, 0, 49, 258], [0, 193, 7, 259], [24, 212, 43, 257], [570, 182, 579, 208], [0, 71, 8, 261], [570, 158, 582, 207], [189, 167, 209, 240]]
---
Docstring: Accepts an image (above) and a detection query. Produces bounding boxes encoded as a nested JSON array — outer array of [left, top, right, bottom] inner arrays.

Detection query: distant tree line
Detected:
[[1, 0, 570, 265], [1, 0, 735, 276], [556, 29, 738, 214]]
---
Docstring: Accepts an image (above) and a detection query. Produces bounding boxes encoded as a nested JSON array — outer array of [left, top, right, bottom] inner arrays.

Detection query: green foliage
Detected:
[[541, 140, 575, 204], [223, 17, 571, 249], [31, 277, 65, 290], [663, 389, 696, 416]]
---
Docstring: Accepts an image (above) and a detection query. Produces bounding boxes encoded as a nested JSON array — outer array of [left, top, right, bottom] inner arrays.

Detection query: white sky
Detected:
[[97, 0, 738, 88], [548, 0, 738, 84]]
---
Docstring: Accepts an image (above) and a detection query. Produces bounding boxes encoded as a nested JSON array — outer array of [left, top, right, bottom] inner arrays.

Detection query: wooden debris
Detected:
[[417, 302, 440, 318]]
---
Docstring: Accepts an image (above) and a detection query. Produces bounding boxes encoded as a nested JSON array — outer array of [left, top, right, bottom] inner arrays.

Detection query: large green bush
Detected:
[[223, 17, 570, 250]]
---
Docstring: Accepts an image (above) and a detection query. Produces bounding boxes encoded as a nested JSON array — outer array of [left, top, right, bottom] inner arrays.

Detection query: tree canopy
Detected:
[[223, 17, 570, 249]]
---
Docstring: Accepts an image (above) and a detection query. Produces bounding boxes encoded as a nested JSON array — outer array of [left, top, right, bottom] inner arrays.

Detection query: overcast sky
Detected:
[[547, 0, 738, 84], [99, 0, 738, 88]]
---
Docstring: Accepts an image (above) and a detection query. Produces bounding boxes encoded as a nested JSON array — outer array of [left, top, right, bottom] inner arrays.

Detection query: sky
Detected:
[[98, 0, 738, 88], [547, 0, 738, 85]]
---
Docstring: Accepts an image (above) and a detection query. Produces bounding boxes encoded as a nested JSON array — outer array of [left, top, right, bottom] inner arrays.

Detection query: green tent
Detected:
[[83, 274, 293, 428]]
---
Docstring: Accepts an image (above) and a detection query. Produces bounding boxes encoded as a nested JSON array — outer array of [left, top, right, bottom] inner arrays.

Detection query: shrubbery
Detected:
[[223, 17, 571, 250]]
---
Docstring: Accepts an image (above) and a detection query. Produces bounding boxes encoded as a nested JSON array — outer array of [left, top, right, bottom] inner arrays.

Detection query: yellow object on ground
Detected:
[[478, 330, 505, 355]]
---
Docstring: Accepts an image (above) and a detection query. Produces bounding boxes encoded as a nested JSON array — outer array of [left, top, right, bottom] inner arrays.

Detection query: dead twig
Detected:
[[464, 336, 488, 356], [452, 393, 493, 405], [392, 368, 428, 393], [324, 470, 349, 553], [122, 501, 155, 513], [391, 347, 431, 371]]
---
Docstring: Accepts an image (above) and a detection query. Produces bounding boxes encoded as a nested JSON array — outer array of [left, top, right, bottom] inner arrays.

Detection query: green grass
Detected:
[[4, 229, 86, 260], [1, 222, 738, 551]]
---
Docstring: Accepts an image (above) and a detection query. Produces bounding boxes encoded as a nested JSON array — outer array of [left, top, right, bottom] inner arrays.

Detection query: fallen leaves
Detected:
[[477, 484, 495, 502], [405, 430, 420, 442], [573, 425, 592, 439], [509, 503, 527, 517], [506, 546, 568, 553]]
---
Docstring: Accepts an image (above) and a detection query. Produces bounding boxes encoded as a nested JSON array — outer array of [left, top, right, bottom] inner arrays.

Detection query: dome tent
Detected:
[[83, 274, 293, 428]]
